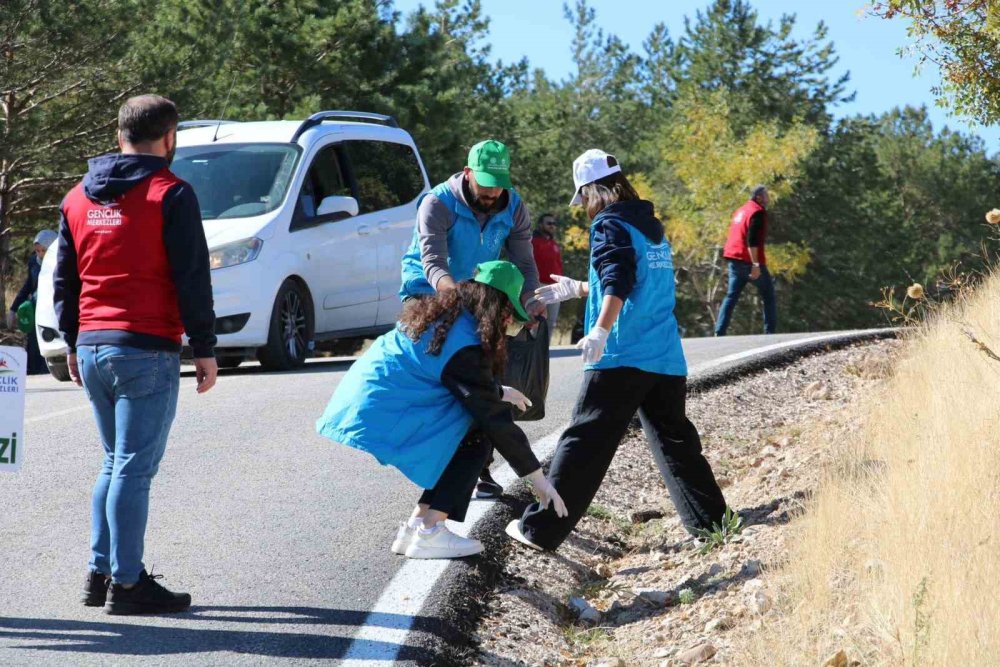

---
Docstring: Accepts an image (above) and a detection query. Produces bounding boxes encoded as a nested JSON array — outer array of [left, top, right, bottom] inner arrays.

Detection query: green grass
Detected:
[[586, 503, 613, 521], [694, 507, 744, 555], [573, 578, 632, 601], [562, 625, 613, 648]]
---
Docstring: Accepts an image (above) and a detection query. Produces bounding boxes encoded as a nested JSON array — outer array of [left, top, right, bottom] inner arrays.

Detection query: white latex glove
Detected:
[[526, 469, 568, 517], [576, 326, 609, 364], [501, 385, 533, 412], [533, 274, 585, 305]]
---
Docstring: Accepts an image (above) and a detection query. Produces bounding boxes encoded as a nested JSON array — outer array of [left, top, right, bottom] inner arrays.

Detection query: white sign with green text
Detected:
[[0, 346, 26, 472]]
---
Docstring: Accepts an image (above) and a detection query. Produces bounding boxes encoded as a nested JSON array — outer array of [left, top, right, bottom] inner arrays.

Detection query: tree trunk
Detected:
[[0, 175, 10, 318]]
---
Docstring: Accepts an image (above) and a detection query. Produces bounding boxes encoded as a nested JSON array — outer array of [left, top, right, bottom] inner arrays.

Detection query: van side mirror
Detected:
[[316, 195, 359, 218]]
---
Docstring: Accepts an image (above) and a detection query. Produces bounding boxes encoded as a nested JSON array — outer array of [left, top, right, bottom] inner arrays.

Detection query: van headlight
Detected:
[[210, 238, 263, 270]]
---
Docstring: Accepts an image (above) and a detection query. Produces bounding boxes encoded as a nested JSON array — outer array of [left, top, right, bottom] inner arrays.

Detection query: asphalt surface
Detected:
[[0, 332, 826, 665]]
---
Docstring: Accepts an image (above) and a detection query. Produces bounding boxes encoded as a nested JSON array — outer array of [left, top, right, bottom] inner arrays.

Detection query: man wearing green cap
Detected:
[[399, 139, 542, 303], [399, 140, 544, 498]]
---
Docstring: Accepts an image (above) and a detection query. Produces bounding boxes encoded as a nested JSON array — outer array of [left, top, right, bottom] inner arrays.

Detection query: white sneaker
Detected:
[[391, 522, 416, 555], [505, 520, 543, 551], [404, 524, 484, 559]]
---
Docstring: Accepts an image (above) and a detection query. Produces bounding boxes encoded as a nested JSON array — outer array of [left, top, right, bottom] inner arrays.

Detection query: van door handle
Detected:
[[357, 225, 371, 236], [377, 221, 390, 232]]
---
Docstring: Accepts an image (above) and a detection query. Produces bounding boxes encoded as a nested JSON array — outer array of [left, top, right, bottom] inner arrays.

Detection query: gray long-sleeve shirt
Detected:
[[416, 172, 540, 295]]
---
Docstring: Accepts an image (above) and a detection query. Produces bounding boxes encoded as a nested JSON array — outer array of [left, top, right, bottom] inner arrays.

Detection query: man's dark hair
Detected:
[[536, 212, 556, 228], [118, 95, 179, 144]]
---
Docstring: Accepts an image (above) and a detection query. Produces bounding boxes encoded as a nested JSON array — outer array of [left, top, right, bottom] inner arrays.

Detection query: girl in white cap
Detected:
[[506, 149, 728, 551]]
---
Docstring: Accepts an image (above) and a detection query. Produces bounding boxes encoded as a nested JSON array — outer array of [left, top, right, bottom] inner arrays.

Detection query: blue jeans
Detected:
[[715, 260, 777, 336], [77, 345, 180, 584]]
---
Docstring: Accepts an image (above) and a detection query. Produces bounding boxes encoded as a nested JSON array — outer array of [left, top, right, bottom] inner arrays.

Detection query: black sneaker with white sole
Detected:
[[82, 570, 110, 607], [475, 469, 503, 499], [105, 568, 191, 615]]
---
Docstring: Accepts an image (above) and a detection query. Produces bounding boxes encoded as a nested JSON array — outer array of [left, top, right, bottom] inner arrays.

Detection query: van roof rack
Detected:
[[177, 120, 238, 130], [291, 111, 398, 142]]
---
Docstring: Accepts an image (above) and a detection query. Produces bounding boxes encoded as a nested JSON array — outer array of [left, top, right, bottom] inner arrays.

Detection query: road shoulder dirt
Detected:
[[473, 339, 900, 666]]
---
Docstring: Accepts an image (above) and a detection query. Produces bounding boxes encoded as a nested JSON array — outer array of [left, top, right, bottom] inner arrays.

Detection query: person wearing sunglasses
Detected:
[[531, 213, 564, 327]]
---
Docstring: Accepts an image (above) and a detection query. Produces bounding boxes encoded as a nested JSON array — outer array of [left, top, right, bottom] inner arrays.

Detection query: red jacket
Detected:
[[723, 200, 767, 265], [531, 234, 563, 284], [61, 169, 185, 342]]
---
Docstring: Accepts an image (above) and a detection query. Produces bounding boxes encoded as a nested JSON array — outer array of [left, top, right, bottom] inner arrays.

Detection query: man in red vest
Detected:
[[54, 95, 217, 614], [715, 185, 777, 335], [531, 213, 564, 325]]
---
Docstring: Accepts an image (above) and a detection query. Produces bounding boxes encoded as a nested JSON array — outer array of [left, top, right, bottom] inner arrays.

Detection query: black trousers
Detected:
[[418, 430, 492, 523], [26, 329, 47, 375], [519, 367, 727, 550]]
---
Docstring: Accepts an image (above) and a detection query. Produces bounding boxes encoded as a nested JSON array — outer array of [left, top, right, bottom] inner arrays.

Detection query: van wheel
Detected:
[[257, 279, 313, 371], [47, 358, 72, 382]]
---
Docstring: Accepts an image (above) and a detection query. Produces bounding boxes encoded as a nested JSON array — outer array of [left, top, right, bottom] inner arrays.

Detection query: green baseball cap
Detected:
[[467, 139, 512, 189], [473, 260, 530, 322]]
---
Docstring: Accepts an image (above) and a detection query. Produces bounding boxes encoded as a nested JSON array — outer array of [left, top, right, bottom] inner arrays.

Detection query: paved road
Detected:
[[0, 332, 824, 665]]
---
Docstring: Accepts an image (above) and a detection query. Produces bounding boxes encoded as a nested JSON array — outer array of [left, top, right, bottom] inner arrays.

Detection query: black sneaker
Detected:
[[475, 469, 503, 499], [105, 568, 191, 615], [82, 570, 110, 607]]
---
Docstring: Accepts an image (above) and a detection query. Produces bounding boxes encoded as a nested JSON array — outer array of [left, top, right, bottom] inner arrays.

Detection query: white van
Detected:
[[35, 111, 430, 378]]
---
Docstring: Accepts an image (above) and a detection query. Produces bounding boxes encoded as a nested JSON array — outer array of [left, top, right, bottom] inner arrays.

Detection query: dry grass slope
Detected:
[[740, 274, 1000, 665]]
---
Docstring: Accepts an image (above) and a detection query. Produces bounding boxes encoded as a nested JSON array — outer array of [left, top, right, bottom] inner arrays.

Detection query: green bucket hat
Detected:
[[474, 260, 530, 322], [467, 139, 512, 189]]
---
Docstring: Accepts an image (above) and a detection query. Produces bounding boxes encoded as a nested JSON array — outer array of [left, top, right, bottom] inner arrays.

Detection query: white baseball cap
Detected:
[[570, 149, 622, 206]]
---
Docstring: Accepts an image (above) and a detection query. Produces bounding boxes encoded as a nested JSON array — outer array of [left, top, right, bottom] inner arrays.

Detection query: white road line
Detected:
[[687, 329, 891, 376], [338, 427, 566, 665], [338, 329, 891, 664], [24, 405, 92, 424]]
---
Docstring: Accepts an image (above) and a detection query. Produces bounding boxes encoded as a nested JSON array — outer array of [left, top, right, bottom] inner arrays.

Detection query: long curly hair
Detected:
[[399, 281, 512, 375]]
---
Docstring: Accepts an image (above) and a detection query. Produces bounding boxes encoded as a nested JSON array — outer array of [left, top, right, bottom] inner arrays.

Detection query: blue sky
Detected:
[[393, 0, 999, 149]]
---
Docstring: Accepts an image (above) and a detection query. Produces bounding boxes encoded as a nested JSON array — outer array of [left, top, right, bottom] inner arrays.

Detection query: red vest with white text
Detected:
[[722, 199, 767, 265], [62, 169, 184, 342]]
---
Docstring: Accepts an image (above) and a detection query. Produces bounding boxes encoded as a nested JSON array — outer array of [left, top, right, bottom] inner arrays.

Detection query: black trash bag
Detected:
[[502, 317, 550, 421]]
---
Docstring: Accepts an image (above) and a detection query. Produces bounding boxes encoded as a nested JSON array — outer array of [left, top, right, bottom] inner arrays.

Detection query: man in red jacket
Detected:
[[531, 213, 564, 325], [715, 185, 776, 336], [54, 95, 217, 615]]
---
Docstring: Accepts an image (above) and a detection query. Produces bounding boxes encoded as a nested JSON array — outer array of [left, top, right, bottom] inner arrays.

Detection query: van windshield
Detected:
[[172, 143, 300, 220]]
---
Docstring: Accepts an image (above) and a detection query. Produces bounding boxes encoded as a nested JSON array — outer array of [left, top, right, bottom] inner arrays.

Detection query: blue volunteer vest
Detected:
[[315, 312, 483, 489], [584, 216, 688, 377], [399, 181, 520, 298]]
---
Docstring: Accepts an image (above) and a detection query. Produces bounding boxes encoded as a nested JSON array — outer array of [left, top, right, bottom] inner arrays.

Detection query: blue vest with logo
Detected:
[[584, 216, 687, 377], [399, 181, 520, 298], [315, 312, 483, 488]]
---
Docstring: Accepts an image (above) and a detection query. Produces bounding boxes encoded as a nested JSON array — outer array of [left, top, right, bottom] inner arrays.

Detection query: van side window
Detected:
[[297, 144, 351, 221], [342, 140, 424, 214]]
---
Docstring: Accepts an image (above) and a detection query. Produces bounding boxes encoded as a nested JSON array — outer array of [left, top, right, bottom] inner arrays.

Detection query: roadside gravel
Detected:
[[474, 339, 901, 666]]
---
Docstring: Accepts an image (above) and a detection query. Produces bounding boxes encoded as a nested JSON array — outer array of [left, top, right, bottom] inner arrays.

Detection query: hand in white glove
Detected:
[[501, 385, 533, 412], [534, 274, 585, 305], [576, 326, 609, 364], [526, 469, 568, 517]]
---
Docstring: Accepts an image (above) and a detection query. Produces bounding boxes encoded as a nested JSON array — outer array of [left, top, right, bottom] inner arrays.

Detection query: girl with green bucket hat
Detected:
[[317, 260, 567, 559]]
